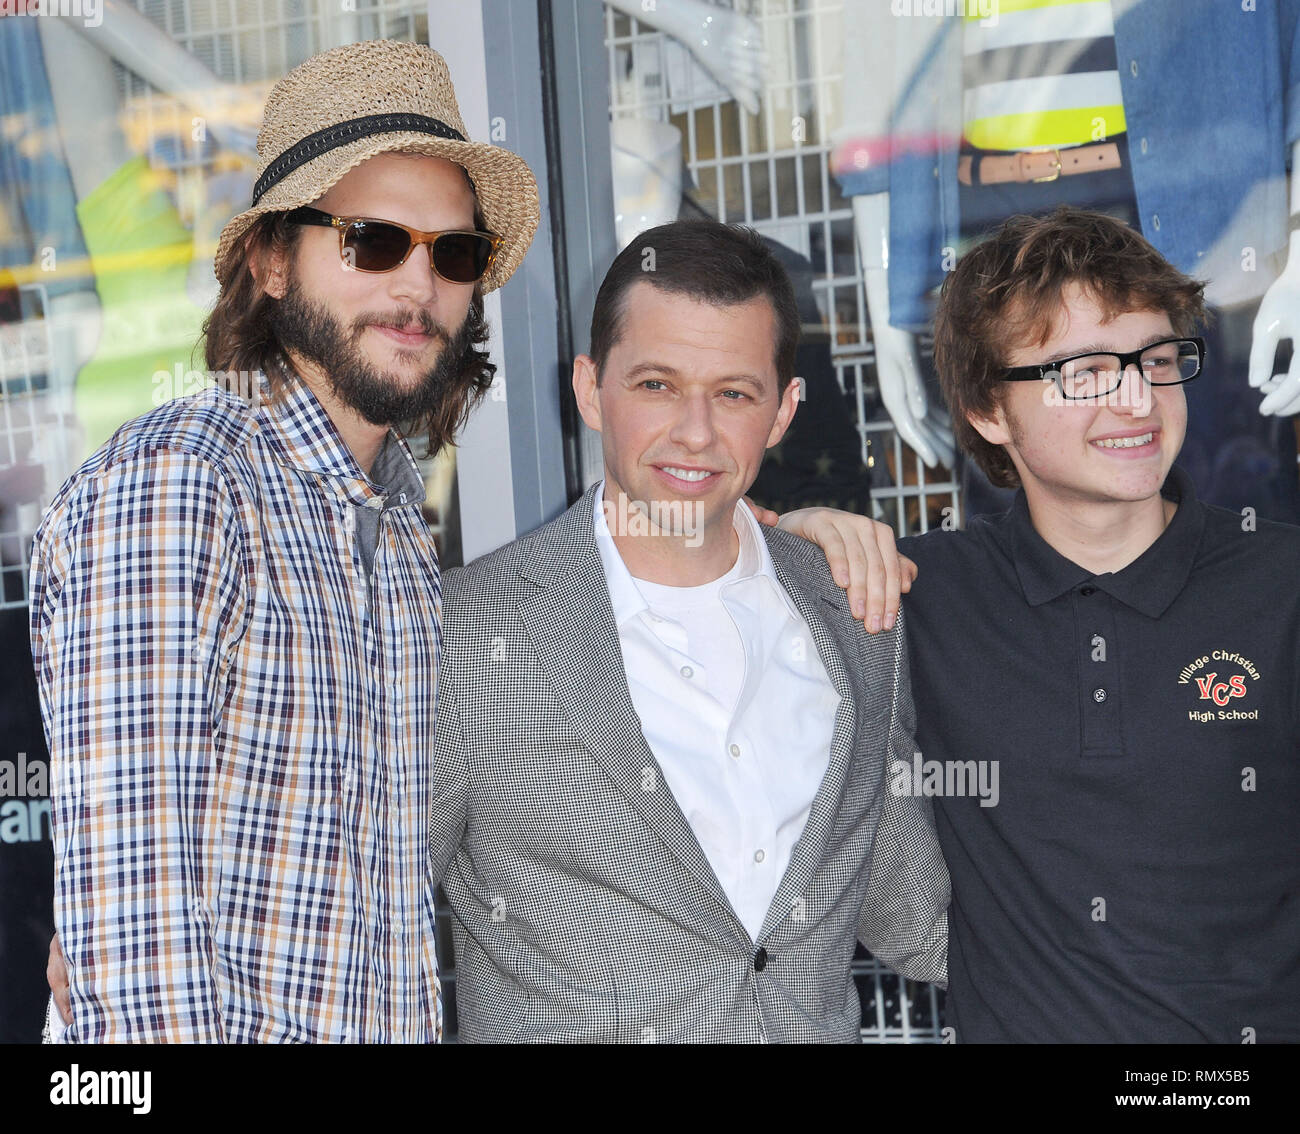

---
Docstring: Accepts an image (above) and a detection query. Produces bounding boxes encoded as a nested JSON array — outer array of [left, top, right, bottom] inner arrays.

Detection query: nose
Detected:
[[383, 241, 439, 307], [668, 391, 718, 450], [1113, 361, 1154, 418]]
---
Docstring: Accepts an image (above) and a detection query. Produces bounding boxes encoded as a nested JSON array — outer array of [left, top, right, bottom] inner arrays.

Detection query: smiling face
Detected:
[[971, 282, 1187, 516], [573, 281, 799, 575], [262, 151, 479, 427]]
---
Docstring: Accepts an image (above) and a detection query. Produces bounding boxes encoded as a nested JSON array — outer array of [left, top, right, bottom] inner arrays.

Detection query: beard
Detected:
[[268, 273, 473, 430]]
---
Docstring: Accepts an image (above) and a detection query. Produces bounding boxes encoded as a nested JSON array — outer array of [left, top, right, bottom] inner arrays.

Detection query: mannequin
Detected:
[[605, 0, 765, 116], [611, 118, 684, 248]]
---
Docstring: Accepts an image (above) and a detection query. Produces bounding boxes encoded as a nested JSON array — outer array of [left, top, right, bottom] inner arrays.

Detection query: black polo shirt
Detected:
[[898, 466, 1300, 1043]]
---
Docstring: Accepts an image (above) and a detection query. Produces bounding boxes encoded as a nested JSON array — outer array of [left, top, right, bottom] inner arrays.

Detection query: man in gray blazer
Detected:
[[429, 219, 949, 1042]]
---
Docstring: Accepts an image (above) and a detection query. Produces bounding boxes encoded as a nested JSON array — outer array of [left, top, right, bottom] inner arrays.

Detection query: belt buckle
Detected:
[[1030, 147, 1062, 183]]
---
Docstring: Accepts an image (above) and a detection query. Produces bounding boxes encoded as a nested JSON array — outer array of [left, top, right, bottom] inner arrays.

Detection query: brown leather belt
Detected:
[[957, 142, 1122, 186]]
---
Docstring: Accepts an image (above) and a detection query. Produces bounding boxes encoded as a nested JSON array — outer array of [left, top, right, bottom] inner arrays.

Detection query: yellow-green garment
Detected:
[[74, 155, 208, 457]]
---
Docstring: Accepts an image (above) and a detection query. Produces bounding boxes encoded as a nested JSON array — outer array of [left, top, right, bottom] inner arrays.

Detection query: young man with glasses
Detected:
[[781, 206, 1300, 1042], [30, 41, 539, 1043]]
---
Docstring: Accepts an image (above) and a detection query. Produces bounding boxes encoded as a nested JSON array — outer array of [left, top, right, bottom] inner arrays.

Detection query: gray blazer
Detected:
[[429, 487, 949, 1042]]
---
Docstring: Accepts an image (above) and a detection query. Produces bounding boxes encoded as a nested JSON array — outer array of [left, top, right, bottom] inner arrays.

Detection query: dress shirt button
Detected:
[[1152, 213, 1160, 231], [680, 665, 693, 679], [729, 743, 741, 758], [1079, 585, 1096, 596], [754, 947, 768, 972], [754, 849, 765, 864], [650, 614, 664, 623], [365, 496, 384, 510], [1129, 59, 1138, 77], [1093, 687, 1107, 703], [1139, 136, 1148, 154]]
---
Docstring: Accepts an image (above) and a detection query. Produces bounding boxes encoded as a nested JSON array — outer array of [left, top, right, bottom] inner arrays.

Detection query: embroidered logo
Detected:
[[1178, 650, 1261, 722]]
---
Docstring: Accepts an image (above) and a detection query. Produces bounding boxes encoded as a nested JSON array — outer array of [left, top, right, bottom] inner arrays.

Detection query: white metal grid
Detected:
[[606, 0, 953, 1041], [0, 285, 68, 608], [606, 0, 961, 539]]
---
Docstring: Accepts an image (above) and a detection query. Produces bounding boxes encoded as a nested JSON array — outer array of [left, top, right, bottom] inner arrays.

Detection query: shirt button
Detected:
[[1093, 687, 1107, 703], [754, 947, 768, 972], [1139, 137, 1148, 154], [1079, 585, 1096, 596], [366, 497, 384, 510], [680, 665, 693, 679], [729, 743, 741, 758], [1152, 213, 1161, 231], [1129, 59, 1138, 77], [754, 849, 766, 863]]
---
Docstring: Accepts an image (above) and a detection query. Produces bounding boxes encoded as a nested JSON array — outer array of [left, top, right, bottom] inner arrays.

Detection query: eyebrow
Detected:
[[624, 363, 767, 389], [1046, 332, 1178, 361]]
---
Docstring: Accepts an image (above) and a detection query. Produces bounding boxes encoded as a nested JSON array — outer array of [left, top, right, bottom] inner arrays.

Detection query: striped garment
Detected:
[[962, 0, 1127, 150], [29, 372, 443, 1043]]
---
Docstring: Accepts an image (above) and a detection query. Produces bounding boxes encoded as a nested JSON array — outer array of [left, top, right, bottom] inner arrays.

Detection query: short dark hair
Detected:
[[933, 206, 1207, 488], [589, 219, 800, 392]]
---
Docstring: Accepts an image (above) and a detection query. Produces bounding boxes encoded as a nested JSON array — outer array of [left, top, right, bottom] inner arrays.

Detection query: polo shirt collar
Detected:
[[1007, 464, 1204, 618], [257, 362, 425, 508]]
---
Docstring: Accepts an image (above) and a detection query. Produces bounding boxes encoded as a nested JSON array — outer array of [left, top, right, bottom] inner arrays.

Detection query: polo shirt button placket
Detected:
[[1077, 583, 1123, 756]]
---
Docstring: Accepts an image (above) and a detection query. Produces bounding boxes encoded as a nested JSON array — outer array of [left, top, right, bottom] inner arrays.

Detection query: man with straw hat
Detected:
[[31, 40, 539, 1043]]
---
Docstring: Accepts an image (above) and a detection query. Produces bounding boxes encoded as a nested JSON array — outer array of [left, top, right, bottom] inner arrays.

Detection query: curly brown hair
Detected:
[[933, 206, 1207, 488], [202, 209, 496, 459]]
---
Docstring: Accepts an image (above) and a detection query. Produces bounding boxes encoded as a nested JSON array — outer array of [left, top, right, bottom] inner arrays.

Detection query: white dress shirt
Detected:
[[593, 487, 840, 940]]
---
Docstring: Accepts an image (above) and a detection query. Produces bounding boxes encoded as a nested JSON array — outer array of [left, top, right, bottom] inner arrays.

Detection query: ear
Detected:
[[572, 354, 603, 434], [247, 231, 289, 300], [765, 375, 802, 448], [967, 402, 1012, 447]]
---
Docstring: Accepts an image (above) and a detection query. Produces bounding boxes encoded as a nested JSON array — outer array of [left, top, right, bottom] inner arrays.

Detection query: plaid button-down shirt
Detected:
[[30, 375, 443, 1043]]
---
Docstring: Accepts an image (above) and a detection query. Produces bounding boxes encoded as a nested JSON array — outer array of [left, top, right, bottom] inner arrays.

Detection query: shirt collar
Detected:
[[592, 483, 801, 627], [1007, 464, 1205, 617], [256, 363, 425, 509]]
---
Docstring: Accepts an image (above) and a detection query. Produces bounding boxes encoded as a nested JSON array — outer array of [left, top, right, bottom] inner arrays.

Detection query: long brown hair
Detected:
[[202, 210, 497, 458], [933, 206, 1206, 488]]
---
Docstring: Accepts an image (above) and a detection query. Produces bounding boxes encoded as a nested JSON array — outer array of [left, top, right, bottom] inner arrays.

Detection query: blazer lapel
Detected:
[[757, 548, 859, 942], [515, 494, 740, 925]]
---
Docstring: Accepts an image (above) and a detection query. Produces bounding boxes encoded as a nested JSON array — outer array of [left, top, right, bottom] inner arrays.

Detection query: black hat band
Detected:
[[251, 112, 467, 205]]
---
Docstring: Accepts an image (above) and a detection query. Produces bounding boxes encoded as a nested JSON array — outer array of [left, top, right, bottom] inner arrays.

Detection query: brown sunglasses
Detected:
[[285, 206, 502, 284]]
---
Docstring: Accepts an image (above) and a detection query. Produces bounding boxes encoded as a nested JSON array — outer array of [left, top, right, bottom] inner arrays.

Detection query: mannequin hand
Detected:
[[609, 0, 766, 115], [1251, 232, 1300, 416], [776, 507, 917, 632], [874, 324, 956, 468]]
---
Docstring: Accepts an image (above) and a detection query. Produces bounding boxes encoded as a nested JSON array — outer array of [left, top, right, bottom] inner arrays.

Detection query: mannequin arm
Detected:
[[1251, 138, 1300, 415], [60, 0, 257, 157], [853, 192, 955, 468], [605, 0, 765, 116]]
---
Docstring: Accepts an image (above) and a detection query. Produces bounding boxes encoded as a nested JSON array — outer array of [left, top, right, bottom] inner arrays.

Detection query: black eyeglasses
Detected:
[[285, 206, 502, 284], [1003, 337, 1206, 400]]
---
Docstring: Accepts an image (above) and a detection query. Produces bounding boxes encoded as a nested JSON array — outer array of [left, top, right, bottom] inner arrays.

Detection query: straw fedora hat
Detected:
[[213, 40, 540, 293]]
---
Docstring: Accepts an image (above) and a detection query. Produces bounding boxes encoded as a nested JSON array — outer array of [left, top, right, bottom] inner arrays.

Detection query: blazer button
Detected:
[[754, 947, 768, 972]]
